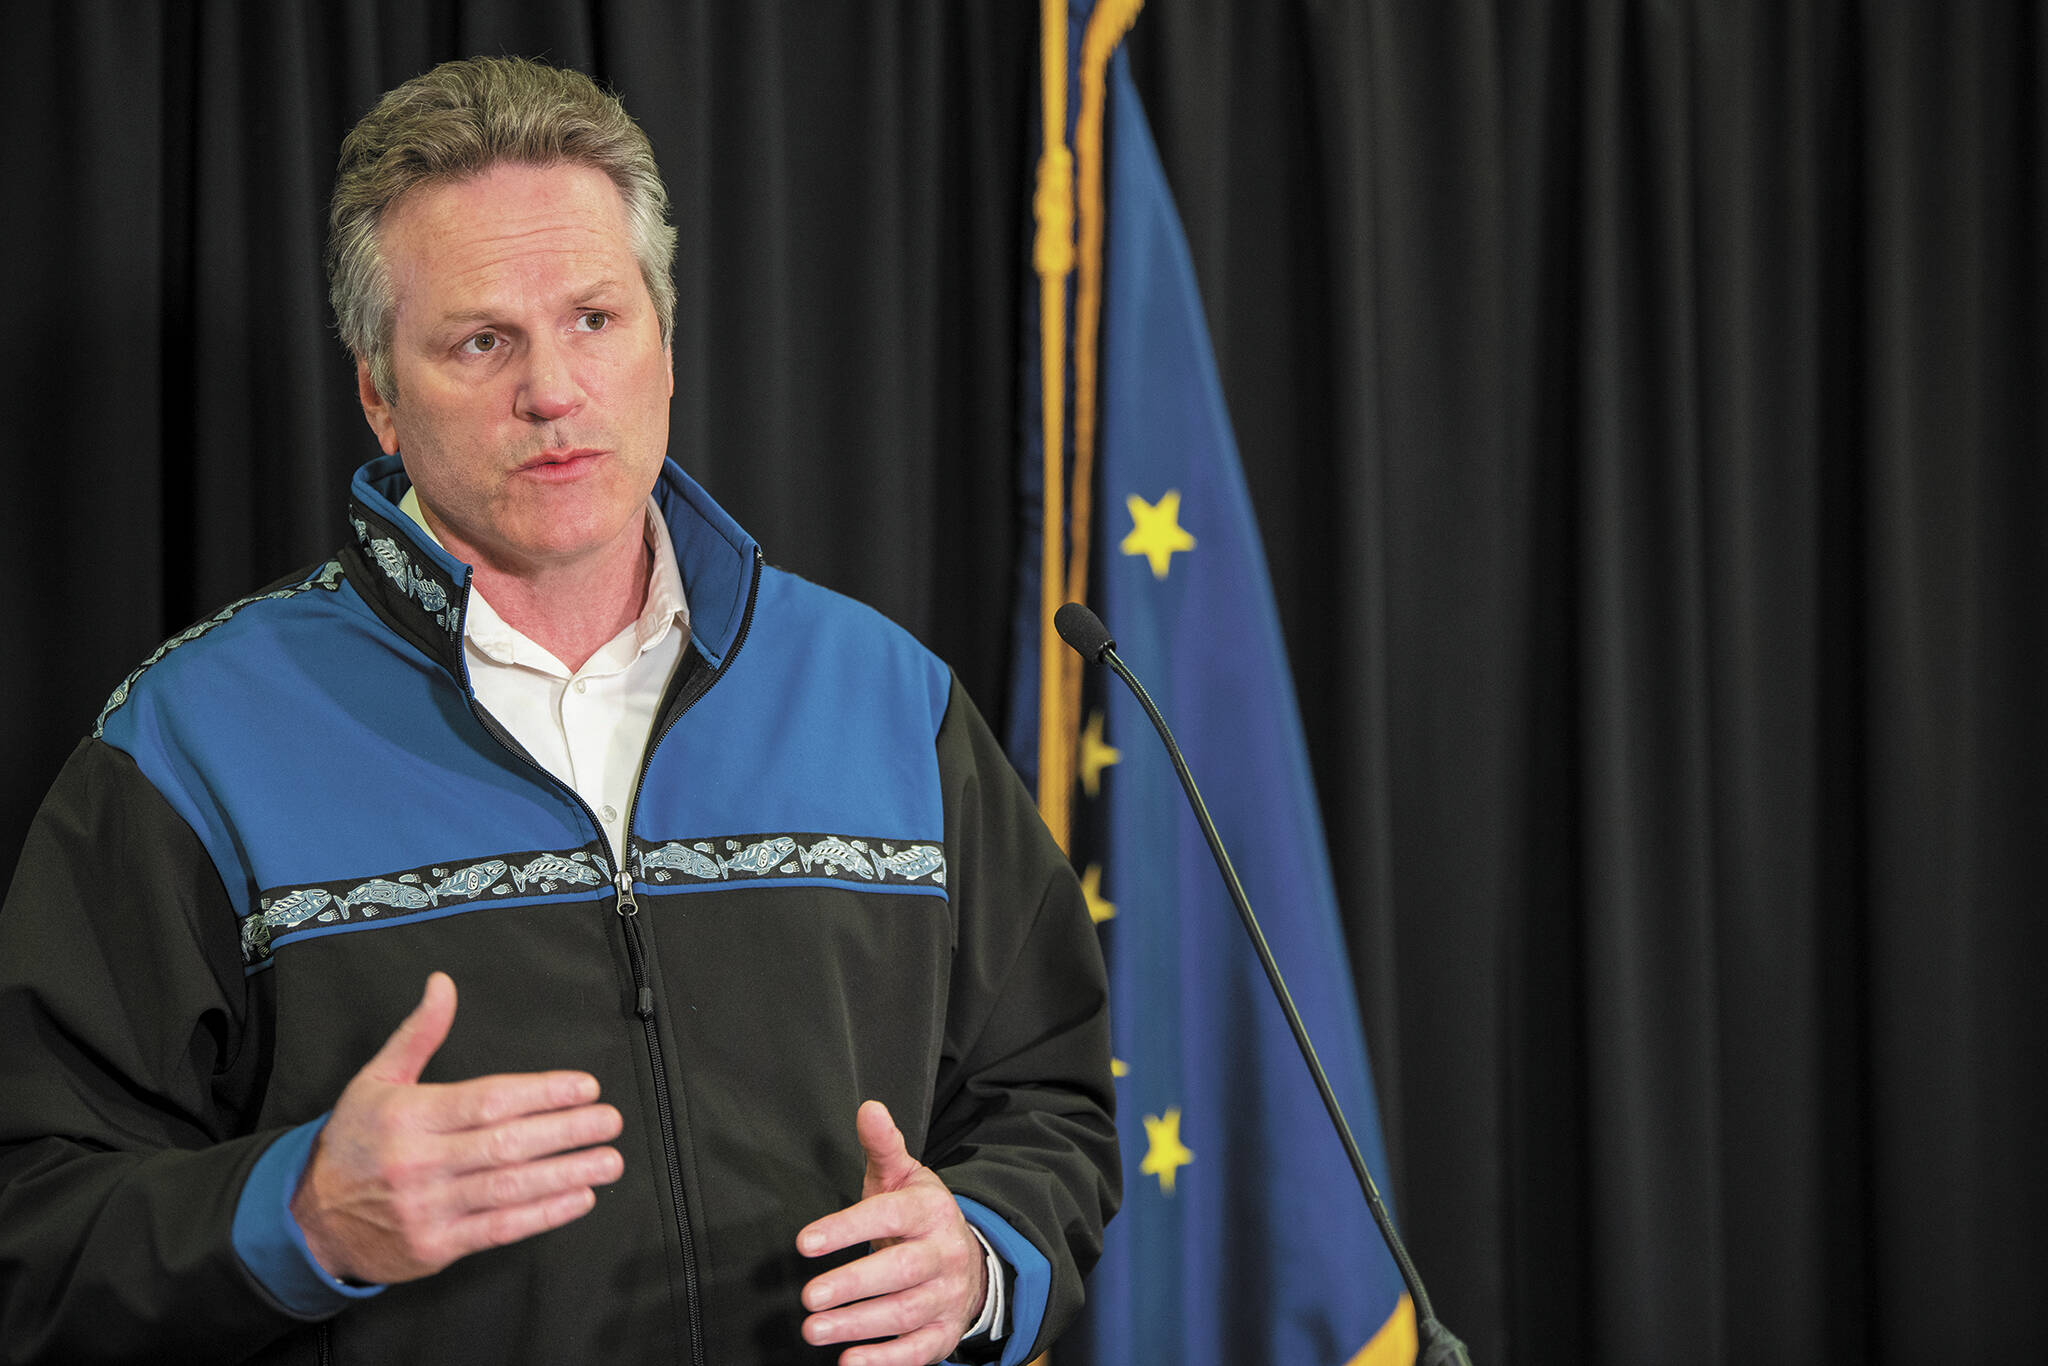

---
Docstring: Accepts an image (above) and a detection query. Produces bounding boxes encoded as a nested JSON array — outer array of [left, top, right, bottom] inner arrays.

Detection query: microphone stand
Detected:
[[1059, 603, 1473, 1366]]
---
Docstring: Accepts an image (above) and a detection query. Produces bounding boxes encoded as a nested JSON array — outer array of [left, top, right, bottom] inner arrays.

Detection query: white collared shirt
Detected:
[[398, 488, 688, 867]]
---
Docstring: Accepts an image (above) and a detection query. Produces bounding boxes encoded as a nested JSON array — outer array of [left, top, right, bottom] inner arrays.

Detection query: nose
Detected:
[[515, 334, 585, 423]]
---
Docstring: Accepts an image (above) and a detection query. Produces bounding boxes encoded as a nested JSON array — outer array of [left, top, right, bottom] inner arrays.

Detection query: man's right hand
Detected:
[[289, 971, 624, 1285]]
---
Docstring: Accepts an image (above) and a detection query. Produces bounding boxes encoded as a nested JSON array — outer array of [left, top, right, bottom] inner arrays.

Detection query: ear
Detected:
[[665, 342, 675, 398], [357, 358, 401, 456]]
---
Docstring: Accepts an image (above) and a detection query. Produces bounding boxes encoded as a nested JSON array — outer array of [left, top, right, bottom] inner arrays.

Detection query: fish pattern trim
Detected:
[[95, 561, 347, 738], [632, 834, 947, 892], [351, 515, 461, 637], [245, 832, 946, 966], [245, 846, 613, 965]]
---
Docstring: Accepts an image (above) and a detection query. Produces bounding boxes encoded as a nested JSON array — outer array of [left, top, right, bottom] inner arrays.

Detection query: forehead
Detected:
[[379, 162, 638, 312]]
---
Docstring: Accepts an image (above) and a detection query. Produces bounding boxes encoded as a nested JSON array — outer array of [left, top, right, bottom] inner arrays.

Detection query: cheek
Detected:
[[394, 402, 500, 493], [582, 357, 670, 438], [410, 384, 508, 444], [625, 353, 675, 419]]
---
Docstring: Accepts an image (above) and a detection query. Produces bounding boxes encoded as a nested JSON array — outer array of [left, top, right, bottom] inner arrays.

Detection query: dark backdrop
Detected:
[[5, 3, 2042, 1362]]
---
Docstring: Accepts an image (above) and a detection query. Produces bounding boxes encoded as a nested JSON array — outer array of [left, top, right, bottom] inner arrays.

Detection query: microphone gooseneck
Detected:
[[1058, 601, 1473, 1366]]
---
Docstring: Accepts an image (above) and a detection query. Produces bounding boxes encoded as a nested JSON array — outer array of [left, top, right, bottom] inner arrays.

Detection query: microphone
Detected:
[[1053, 600, 1115, 663], [1056, 602, 1473, 1366]]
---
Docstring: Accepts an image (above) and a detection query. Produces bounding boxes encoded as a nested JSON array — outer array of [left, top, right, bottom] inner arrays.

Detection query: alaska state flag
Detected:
[[1007, 9, 1416, 1365]]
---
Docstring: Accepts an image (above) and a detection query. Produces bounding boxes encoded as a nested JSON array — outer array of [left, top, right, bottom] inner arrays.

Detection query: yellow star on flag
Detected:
[[1111, 1057, 1131, 1078], [1078, 710, 1121, 797], [1080, 863, 1116, 925], [1140, 1107, 1195, 1195], [1121, 490, 1196, 579]]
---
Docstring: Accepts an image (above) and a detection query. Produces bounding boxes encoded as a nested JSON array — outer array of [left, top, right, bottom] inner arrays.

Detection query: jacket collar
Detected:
[[344, 453, 761, 677]]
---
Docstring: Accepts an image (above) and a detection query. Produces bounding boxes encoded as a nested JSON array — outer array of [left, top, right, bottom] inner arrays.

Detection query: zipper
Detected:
[[616, 869, 704, 1366], [451, 692, 715, 1363], [602, 548, 759, 1366], [316, 1322, 330, 1366], [440, 548, 760, 1366]]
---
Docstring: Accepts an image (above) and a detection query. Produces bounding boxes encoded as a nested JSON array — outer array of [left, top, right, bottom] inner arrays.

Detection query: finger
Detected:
[[798, 1187, 939, 1258], [442, 1183, 600, 1263], [443, 1102, 624, 1174], [856, 1100, 921, 1194], [452, 1144, 624, 1215], [801, 1239, 936, 1313], [431, 1071, 606, 1132], [364, 972, 458, 1086], [802, 1278, 940, 1348], [823, 1319, 958, 1366]]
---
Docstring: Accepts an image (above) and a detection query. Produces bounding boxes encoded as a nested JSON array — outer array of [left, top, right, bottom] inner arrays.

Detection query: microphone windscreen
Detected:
[[1055, 602, 1115, 663]]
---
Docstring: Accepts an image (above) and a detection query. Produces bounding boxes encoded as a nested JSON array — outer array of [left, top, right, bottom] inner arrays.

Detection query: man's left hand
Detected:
[[797, 1100, 989, 1366]]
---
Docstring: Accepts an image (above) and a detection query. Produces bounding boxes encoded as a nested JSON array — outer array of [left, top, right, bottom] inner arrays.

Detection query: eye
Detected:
[[457, 331, 502, 356], [576, 311, 611, 332]]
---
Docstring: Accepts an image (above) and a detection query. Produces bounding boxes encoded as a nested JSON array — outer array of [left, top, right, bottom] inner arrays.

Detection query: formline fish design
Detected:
[[357, 518, 462, 636], [873, 844, 947, 884], [639, 842, 725, 882], [722, 837, 799, 876], [513, 853, 605, 893], [802, 836, 875, 880]]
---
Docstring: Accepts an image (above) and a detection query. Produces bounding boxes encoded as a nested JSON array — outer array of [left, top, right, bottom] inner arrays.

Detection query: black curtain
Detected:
[[5, 3, 2041, 1362]]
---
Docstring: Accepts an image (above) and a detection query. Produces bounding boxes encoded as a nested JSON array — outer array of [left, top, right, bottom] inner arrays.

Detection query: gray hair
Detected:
[[327, 56, 677, 403]]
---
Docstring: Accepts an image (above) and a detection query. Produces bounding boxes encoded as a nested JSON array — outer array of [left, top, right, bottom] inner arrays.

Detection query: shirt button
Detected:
[[574, 679, 588, 694], [601, 805, 618, 823]]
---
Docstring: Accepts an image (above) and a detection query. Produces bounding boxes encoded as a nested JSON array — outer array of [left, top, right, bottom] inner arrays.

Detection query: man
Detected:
[[0, 56, 1117, 1366]]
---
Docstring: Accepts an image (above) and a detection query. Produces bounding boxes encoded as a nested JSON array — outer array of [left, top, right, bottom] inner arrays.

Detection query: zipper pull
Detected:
[[615, 870, 639, 917]]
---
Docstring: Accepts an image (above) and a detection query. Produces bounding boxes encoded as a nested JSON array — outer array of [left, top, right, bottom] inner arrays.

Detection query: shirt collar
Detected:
[[396, 486, 691, 673]]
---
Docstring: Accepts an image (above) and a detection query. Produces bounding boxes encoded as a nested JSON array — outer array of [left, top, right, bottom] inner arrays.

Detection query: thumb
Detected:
[[364, 971, 457, 1086], [856, 1099, 921, 1195]]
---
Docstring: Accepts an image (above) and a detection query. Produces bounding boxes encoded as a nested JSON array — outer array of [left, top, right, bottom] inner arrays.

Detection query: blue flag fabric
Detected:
[[1010, 33, 1414, 1366]]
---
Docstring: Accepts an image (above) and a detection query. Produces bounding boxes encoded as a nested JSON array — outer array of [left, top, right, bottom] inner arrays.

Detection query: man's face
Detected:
[[358, 161, 674, 578]]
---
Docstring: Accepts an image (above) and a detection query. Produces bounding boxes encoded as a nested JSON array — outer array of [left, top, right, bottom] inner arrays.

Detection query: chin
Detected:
[[513, 513, 640, 565]]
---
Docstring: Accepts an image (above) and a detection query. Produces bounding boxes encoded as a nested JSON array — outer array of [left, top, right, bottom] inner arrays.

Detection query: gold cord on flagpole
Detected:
[[1061, 0, 1145, 796], [1031, 18, 1074, 1366], [1034, 0, 1077, 852]]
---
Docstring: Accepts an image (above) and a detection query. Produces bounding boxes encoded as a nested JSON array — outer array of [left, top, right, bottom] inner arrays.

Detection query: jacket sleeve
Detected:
[[0, 739, 318, 1364], [923, 677, 1121, 1361]]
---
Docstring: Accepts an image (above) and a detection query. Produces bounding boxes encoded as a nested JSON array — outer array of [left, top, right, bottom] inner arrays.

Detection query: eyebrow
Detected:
[[432, 281, 631, 329]]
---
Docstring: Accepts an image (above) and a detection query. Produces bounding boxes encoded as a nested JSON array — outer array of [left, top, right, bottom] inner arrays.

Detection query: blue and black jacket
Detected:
[[0, 456, 1118, 1365]]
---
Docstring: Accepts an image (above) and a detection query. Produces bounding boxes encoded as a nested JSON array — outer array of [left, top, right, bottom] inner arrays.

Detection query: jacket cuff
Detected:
[[231, 1116, 386, 1317], [952, 1196, 1049, 1366]]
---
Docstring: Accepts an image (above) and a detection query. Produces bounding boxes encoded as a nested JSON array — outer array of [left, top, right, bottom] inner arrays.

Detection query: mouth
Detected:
[[516, 448, 605, 480]]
